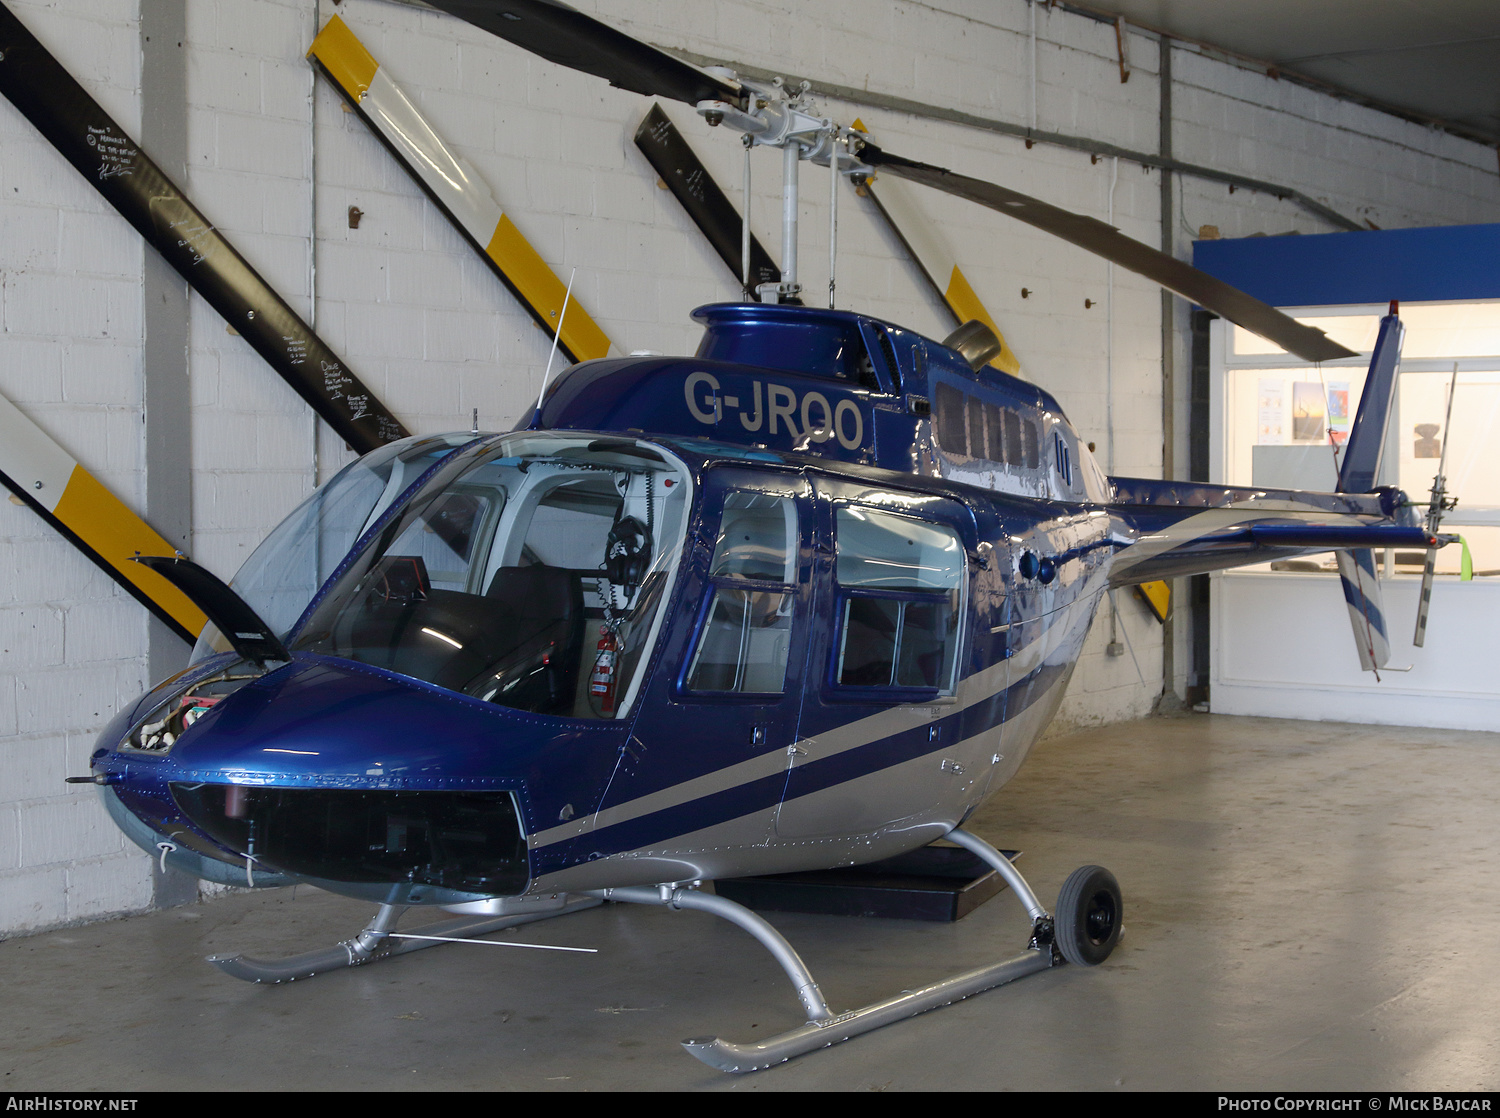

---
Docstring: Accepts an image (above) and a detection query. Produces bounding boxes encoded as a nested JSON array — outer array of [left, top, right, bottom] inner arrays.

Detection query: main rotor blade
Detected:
[[858, 143, 1357, 364], [424, 0, 742, 108]]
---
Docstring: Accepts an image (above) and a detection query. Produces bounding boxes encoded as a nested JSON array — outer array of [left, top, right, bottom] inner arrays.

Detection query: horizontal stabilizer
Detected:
[[1241, 524, 1437, 550]]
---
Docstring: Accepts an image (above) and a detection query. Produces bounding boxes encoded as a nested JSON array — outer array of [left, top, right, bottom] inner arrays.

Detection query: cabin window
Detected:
[[982, 401, 1005, 463], [1021, 416, 1040, 469], [190, 433, 477, 663], [384, 489, 499, 592], [934, 382, 966, 455], [685, 492, 797, 693], [834, 507, 962, 693]]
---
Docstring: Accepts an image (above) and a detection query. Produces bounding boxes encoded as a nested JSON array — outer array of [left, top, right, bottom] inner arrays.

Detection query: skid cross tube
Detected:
[[589, 828, 1060, 1073], [207, 897, 601, 984], [584, 885, 833, 1023]]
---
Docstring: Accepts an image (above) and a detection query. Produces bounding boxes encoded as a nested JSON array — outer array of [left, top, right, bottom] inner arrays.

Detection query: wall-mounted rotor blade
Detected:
[[0, 390, 206, 644], [858, 142, 1358, 365], [634, 104, 779, 297], [424, 0, 742, 108], [859, 174, 1021, 376], [850, 122, 1021, 376], [309, 15, 617, 363], [0, 4, 407, 455]]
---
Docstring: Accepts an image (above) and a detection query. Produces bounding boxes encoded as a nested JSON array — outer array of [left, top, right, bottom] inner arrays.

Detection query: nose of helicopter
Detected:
[[167, 655, 524, 784], [156, 655, 589, 900]]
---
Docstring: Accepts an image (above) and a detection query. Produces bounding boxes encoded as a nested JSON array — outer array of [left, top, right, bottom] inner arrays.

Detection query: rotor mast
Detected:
[[696, 74, 867, 305]]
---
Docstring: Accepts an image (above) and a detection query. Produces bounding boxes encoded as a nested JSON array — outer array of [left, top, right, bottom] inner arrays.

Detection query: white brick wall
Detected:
[[0, 0, 1495, 933], [0, 0, 156, 935]]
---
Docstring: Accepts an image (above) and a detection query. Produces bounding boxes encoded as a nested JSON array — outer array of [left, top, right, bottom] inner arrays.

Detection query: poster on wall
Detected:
[[1257, 379, 1285, 444], [1327, 380, 1350, 445], [1292, 381, 1327, 441]]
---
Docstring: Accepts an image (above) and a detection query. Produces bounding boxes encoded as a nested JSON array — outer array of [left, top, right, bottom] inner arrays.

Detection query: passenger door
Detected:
[[775, 478, 985, 840]]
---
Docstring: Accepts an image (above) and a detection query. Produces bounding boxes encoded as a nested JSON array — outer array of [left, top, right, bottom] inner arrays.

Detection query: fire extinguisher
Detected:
[[590, 624, 619, 712]]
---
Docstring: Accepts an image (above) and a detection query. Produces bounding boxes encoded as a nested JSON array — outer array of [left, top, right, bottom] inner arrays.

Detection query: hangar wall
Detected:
[[0, 0, 1494, 935]]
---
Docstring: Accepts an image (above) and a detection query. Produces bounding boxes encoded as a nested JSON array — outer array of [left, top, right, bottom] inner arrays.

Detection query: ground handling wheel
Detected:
[[1054, 865, 1122, 966]]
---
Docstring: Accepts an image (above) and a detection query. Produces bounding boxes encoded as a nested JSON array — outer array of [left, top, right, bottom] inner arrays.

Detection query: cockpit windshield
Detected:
[[190, 433, 477, 664], [285, 433, 691, 720]]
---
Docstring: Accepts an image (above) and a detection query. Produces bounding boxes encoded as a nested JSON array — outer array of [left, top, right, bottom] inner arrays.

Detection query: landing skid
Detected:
[[204, 831, 1119, 1073], [586, 828, 1115, 1073], [206, 895, 602, 984]]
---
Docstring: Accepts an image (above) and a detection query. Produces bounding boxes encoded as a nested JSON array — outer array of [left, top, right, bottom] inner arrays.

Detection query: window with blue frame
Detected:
[[833, 506, 962, 693], [685, 492, 798, 693]]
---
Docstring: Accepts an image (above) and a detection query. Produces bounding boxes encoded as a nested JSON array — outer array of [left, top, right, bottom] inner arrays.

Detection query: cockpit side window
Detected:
[[383, 489, 499, 593], [833, 506, 962, 694], [684, 492, 798, 694]]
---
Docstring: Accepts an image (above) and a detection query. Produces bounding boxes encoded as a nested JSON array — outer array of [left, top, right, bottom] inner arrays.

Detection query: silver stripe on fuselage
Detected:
[[527, 564, 1111, 851], [524, 580, 1105, 893]]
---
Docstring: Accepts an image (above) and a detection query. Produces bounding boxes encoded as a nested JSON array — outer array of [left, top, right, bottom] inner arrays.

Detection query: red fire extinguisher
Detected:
[[590, 624, 619, 712]]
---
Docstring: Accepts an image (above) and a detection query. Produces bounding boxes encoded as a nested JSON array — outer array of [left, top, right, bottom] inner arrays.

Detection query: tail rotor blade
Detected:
[[857, 142, 1356, 365], [1413, 548, 1438, 647]]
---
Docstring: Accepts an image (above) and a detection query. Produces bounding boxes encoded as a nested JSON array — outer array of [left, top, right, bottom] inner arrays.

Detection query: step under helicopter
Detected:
[[80, 0, 1448, 1072]]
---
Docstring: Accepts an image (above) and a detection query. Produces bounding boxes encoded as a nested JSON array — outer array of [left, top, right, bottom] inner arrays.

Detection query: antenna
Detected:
[[534, 268, 576, 425], [828, 137, 839, 309]]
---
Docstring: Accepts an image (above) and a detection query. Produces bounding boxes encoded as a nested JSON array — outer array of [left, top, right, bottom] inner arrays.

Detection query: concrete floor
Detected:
[[2, 712, 1497, 1092]]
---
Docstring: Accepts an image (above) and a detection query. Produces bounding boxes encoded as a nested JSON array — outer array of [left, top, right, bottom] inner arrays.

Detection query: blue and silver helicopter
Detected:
[[81, 0, 1447, 1073]]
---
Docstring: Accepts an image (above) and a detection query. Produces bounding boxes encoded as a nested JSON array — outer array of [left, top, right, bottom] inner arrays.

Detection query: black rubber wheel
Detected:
[[1054, 865, 1122, 966]]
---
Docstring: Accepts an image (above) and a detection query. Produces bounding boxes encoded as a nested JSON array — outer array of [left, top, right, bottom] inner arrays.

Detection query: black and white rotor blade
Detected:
[[858, 143, 1357, 365], [424, 0, 743, 107], [0, 4, 407, 455], [634, 104, 780, 297]]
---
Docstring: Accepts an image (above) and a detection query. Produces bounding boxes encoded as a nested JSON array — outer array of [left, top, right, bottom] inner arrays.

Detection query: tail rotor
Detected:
[[1413, 363, 1461, 647]]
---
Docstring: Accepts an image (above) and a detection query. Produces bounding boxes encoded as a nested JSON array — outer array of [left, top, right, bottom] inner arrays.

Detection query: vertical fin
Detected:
[[1335, 549, 1389, 673], [1337, 304, 1404, 494], [1333, 302, 1405, 672]]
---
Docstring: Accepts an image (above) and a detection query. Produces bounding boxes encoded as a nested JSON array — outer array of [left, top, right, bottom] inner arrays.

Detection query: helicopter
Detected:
[[76, 0, 1449, 1073]]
